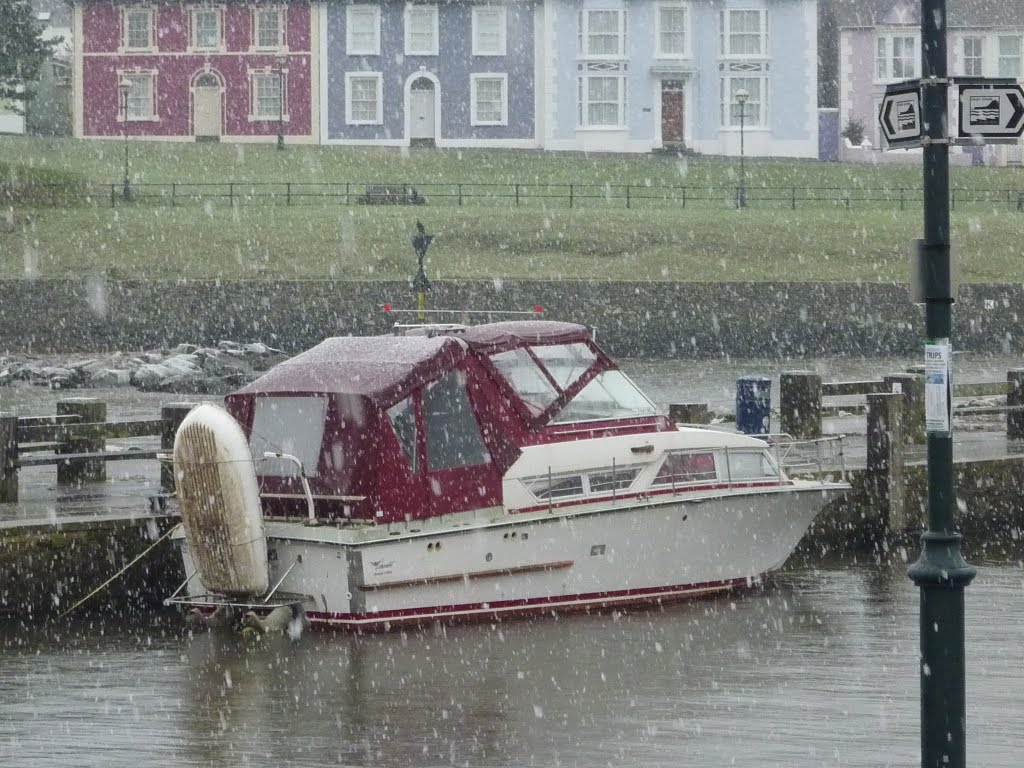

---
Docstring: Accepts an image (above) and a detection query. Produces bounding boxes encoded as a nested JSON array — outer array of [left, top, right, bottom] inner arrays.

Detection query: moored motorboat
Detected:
[[166, 320, 849, 629]]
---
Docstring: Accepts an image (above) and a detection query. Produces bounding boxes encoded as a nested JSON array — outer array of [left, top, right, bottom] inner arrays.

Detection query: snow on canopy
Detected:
[[234, 335, 468, 408], [457, 320, 592, 354]]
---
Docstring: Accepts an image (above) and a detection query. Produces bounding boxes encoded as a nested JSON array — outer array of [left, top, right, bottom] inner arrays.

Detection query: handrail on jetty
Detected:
[[0, 399, 197, 505]]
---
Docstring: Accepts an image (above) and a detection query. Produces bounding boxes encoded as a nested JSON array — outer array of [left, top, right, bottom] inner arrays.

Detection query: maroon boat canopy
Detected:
[[234, 335, 468, 408], [456, 321, 591, 354]]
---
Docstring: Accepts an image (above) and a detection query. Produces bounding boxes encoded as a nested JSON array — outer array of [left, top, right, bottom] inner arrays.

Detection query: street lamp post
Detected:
[[274, 55, 286, 150], [735, 88, 748, 209], [906, 1, 976, 766], [411, 221, 433, 321], [118, 78, 131, 201]]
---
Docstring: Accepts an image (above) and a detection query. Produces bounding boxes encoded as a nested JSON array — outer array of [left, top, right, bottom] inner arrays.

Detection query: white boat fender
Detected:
[[173, 403, 270, 597]]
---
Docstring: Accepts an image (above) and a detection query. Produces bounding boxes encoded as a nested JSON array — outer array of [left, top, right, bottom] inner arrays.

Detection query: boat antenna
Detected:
[[411, 220, 433, 321]]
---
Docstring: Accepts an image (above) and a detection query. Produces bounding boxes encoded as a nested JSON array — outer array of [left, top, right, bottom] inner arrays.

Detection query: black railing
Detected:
[[3, 180, 1024, 211]]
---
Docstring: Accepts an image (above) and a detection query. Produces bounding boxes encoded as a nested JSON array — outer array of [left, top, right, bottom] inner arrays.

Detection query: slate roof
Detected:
[[833, 0, 1024, 28]]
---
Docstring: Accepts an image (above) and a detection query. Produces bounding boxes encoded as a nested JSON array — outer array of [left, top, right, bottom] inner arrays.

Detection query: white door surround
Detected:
[[404, 71, 440, 146], [192, 71, 223, 141]]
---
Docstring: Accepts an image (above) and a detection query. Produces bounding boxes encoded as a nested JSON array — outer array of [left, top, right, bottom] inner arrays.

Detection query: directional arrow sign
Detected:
[[879, 80, 922, 149], [958, 82, 1024, 138]]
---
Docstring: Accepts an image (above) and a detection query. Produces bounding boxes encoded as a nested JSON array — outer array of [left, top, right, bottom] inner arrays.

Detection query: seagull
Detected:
[[184, 604, 239, 631], [241, 604, 308, 641]]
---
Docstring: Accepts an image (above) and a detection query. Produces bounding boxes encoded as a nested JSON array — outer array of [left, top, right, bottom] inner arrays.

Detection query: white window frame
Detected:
[[253, 6, 286, 51], [721, 75, 767, 129], [121, 7, 156, 52], [655, 2, 689, 59], [875, 32, 918, 81], [117, 69, 158, 121], [470, 73, 508, 126], [997, 35, 1022, 79], [404, 4, 439, 56], [471, 6, 507, 56], [249, 68, 289, 121], [345, 71, 383, 124], [190, 6, 224, 52], [577, 71, 627, 128], [577, 9, 626, 60], [720, 9, 767, 58], [961, 35, 983, 77], [346, 5, 381, 55]]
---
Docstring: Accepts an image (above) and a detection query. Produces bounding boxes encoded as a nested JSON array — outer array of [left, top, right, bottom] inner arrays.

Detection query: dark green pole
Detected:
[[907, 2, 976, 768], [411, 222, 433, 321]]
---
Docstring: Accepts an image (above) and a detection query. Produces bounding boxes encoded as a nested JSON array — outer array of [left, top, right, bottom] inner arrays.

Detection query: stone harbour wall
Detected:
[[0, 279, 1022, 358]]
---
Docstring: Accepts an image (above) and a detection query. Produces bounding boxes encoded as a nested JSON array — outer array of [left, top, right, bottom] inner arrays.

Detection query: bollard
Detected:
[[735, 376, 772, 435], [866, 392, 907, 532], [883, 373, 925, 444], [1008, 369, 1024, 440], [668, 402, 711, 425], [56, 398, 106, 485], [0, 413, 17, 503], [161, 403, 197, 493], [780, 371, 822, 439]]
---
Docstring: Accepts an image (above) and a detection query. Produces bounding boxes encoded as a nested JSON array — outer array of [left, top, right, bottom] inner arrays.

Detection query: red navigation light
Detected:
[[533, 305, 544, 314], [383, 303, 392, 313]]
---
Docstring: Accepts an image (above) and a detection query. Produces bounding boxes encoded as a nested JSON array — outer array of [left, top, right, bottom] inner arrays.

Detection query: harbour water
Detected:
[[1, 353, 1022, 766], [1, 556, 1023, 767]]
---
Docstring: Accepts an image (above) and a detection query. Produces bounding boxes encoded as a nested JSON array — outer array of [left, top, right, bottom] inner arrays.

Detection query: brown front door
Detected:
[[661, 82, 685, 145]]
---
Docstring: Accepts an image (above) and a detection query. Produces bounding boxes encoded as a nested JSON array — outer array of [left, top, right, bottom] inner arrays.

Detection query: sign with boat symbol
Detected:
[[879, 80, 922, 148], [957, 80, 1024, 138]]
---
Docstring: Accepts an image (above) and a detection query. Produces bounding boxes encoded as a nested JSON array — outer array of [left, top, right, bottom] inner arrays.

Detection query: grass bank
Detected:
[[9, 205, 1021, 282], [2, 136, 1022, 282]]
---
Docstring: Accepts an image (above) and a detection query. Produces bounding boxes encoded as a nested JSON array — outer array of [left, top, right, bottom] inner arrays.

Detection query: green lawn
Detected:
[[3, 136, 1023, 282]]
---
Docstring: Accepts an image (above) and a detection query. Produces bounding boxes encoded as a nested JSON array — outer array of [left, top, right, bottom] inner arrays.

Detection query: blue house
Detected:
[[319, 0, 818, 156], [542, 0, 819, 155], [320, 0, 541, 146]]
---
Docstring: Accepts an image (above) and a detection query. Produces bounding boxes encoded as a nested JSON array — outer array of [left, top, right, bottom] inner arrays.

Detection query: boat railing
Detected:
[[769, 434, 847, 482]]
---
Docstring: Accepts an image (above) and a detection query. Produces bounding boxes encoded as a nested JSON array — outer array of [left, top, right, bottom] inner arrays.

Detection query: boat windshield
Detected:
[[489, 343, 659, 423], [551, 370, 659, 423]]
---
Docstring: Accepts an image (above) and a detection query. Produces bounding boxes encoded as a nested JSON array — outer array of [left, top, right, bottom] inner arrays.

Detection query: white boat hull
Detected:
[[176, 482, 841, 629]]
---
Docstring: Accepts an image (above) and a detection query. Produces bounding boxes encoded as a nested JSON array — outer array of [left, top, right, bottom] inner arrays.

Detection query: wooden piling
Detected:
[[866, 392, 907, 533], [1008, 369, 1024, 440], [780, 371, 822, 439], [0, 413, 18, 503], [56, 398, 106, 485], [883, 373, 925, 444], [668, 402, 711, 425], [161, 403, 197, 493]]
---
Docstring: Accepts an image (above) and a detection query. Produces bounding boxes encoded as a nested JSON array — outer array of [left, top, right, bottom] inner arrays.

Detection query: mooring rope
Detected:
[[58, 523, 181, 619]]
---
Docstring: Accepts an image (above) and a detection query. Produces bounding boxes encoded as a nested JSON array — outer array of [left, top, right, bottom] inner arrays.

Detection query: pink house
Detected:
[[73, 0, 318, 142]]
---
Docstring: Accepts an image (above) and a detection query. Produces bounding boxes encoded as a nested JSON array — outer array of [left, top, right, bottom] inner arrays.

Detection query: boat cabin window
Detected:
[[249, 396, 327, 477], [588, 465, 642, 493], [551, 371, 659, 424], [489, 343, 658, 423], [530, 343, 596, 390], [422, 370, 489, 471], [489, 347, 559, 413], [528, 473, 585, 500], [726, 451, 779, 482], [653, 452, 717, 486], [387, 397, 419, 472]]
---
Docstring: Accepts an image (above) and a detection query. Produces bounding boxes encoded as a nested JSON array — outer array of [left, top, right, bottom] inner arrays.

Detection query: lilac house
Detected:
[[838, 0, 1024, 165], [320, 0, 540, 146]]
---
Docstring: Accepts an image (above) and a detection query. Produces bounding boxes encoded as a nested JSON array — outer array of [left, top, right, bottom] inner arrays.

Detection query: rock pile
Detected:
[[0, 341, 290, 394]]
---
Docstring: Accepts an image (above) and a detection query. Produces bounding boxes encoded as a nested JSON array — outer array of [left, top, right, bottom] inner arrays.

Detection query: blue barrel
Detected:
[[735, 376, 772, 435]]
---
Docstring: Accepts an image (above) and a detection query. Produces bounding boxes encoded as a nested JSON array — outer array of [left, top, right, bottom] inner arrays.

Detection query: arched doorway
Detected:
[[192, 71, 223, 141], [408, 75, 437, 147]]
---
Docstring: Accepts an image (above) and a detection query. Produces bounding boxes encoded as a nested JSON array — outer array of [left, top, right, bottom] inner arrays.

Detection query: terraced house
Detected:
[[72, 0, 819, 156], [838, 0, 1024, 165], [73, 0, 318, 141]]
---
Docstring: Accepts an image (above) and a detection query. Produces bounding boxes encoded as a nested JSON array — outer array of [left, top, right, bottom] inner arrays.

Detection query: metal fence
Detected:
[[5, 180, 1024, 211]]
